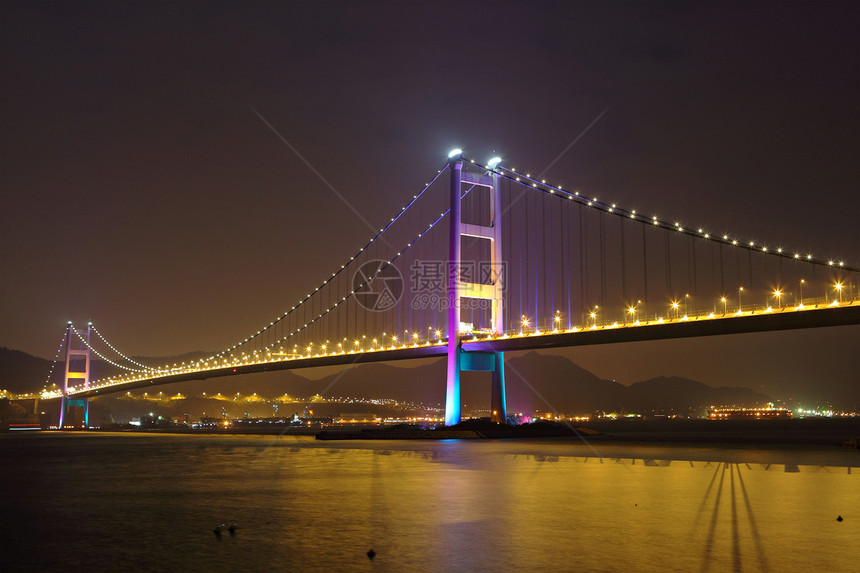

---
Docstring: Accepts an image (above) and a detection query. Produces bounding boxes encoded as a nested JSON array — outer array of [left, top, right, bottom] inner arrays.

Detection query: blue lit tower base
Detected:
[[445, 152, 507, 426]]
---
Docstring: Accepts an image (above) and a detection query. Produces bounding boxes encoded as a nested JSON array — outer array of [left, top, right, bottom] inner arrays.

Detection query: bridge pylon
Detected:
[[58, 322, 92, 429], [445, 153, 506, 426]]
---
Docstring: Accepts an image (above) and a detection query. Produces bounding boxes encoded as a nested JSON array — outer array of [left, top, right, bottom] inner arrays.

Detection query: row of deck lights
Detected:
[[56, 284, 856, 399]]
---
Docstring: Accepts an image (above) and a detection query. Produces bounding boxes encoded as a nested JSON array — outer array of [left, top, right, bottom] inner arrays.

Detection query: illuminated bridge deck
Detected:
[[50, 301, 860, 399]]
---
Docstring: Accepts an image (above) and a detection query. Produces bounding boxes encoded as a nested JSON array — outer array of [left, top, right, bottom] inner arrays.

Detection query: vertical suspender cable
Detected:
[[710, 243, 717, 309], [524, 189, 529, 327], [642, 224, 648, 303], [665, 228, 672, 298], [748, 249, 754, 294], [543, 194, 550, 326], [432, 201, 437, 334], [533, 192, 539, 326], [566, 199, 572, 328], [600, 212, 606, 310], [779, 255, 783, 286], [620, 218, 627, 304], [735, 245, 742, 291], [687, 236, 693, 297], [354, 250, 359, 343], [691, 236, 698, 298], [719, 243, 725, 295], [580, 203, 587, 318]]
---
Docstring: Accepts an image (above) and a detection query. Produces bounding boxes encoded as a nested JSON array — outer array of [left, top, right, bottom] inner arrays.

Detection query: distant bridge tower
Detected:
[[445, 152, 506, 426], [58, 322, 92, 429]]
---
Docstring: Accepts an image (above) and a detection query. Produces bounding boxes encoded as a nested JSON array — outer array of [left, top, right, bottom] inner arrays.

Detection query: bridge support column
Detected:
[[490, 351, 506, 424], [445, 157, 463, 426], [445, 152, 507, 425], [58, 323, 92, 429], [456, 348, 506, 423]]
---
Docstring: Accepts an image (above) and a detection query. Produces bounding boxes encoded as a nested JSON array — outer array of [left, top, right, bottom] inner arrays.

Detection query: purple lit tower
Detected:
[[57, 322, 92, 428], [445, 151, 506, 425]]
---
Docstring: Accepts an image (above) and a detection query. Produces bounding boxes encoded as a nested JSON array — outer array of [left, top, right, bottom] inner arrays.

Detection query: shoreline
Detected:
[[315, 418, 860, 446], [30, 417, 856, 448]]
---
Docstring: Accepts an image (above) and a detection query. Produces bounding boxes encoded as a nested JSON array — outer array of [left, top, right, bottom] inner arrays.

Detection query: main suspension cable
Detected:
[[207, 163, 451, 361]]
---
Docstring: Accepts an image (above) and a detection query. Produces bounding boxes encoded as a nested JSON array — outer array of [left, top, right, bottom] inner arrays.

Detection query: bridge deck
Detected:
[[59, 303, 860, 399]]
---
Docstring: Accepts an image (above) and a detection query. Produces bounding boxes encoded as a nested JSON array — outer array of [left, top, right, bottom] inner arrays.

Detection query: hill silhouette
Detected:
[[0, 347, 212, 393]]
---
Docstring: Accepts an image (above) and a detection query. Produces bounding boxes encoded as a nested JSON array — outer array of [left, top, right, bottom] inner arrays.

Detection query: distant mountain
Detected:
[[1, 347, 770, 414], [0, 348, 53, 393], [0, 347, 217, 394], [130, 351, 215, 365], [503, 352, 626, 413], [501, 353, 770, 415], [623, 376, 769, 412]]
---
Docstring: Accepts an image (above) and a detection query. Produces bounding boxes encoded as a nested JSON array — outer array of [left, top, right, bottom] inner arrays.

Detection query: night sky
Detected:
[[2, 1, 858, 405]]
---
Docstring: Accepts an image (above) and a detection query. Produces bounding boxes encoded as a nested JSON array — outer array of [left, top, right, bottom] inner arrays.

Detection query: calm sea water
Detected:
[[1, 432, 858, 572]]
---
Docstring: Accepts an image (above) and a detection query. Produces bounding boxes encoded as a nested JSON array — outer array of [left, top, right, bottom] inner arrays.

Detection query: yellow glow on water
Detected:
[[11, 436, 855, 571]]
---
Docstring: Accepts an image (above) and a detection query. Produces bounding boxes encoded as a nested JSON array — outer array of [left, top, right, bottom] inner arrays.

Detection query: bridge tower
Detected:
[[445, 152, 506, 426], [58, 322, 92, 429]]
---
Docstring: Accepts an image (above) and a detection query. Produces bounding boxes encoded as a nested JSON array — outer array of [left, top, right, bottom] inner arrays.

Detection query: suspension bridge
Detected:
[[36, 150, 860, 428]]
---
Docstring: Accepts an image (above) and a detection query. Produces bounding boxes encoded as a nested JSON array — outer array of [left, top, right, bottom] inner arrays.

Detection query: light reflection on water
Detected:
[[1, 433, 857, 572]]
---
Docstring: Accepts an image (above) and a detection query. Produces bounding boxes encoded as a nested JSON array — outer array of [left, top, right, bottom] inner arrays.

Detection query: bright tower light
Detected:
[[448, 148, 463, 158], [487, 156, 502, 169]]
